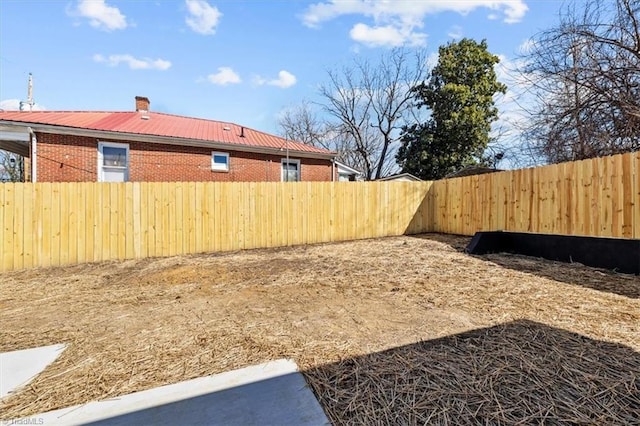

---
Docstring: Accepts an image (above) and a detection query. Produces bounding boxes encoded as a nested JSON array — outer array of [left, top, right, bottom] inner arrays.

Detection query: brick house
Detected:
[[0, 97, 337, 183]]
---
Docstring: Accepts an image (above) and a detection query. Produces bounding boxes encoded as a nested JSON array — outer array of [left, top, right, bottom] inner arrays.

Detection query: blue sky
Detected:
[[1, 0, 563, 139]]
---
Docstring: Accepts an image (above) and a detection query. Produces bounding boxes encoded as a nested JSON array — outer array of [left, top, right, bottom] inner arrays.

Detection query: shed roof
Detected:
[[377, 173, 422, 181]]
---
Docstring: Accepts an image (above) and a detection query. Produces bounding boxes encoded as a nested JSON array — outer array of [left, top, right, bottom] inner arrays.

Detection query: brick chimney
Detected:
[[135, 96, 150, 112]]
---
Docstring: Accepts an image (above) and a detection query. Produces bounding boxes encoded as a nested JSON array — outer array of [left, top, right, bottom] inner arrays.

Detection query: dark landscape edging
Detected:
[[466, 231, 640, 274]]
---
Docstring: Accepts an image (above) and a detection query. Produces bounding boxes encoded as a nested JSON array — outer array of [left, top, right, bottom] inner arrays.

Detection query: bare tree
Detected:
[[0, 150, 24, 182], [521, 0, 640, 163], [317, 48, 429, 180], [277, 101, 358, 168], [278, 100, 331, 150]]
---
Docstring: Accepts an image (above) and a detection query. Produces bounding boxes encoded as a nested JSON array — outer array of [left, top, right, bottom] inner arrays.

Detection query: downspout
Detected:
[[285, 139, 289, 181], [28, 127, 37, 182], [331, 157, 336, 182]]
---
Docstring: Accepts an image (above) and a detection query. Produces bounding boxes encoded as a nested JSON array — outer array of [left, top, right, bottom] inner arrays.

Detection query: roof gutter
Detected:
[[0, 121, 337, 161]]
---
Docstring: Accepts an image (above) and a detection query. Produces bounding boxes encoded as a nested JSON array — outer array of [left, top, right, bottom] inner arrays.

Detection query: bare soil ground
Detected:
[[1, 234, 639, 423]]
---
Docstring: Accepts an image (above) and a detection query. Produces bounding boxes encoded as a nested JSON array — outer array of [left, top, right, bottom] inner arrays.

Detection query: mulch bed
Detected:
[[1, 234, 638, 423]]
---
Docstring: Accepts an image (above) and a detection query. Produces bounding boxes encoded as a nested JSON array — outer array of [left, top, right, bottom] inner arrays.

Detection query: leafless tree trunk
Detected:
[[521, 0, 640, 163], [277, 100, 331, 150], [277, 101, 360, 168], [318, 48, 428, 180]]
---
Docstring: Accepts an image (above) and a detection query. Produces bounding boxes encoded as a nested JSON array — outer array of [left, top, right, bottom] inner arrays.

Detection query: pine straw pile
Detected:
[[307, 320, 640, 425], [1, 234, 639, 423]]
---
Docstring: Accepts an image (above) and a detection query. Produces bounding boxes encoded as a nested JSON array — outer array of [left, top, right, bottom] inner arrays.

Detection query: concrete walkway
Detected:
[[0, 344, 66, 399], [32, 359, 329, 426]]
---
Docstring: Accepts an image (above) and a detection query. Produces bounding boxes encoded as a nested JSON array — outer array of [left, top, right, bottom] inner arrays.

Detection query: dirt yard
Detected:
[[1, 234, 639, 423]]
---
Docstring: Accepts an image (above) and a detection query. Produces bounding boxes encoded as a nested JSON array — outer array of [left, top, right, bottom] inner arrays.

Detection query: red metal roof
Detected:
[[0, 110, 334, 156]]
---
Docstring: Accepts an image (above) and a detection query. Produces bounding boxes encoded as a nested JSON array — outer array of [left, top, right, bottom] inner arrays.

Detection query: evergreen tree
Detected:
[[397, 39, 506, 179]]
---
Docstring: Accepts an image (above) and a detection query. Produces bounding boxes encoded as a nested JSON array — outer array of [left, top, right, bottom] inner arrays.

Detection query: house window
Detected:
[[281, 159, 300, 182], [98, 142, 129, 182], [211, 152, 229, 172]]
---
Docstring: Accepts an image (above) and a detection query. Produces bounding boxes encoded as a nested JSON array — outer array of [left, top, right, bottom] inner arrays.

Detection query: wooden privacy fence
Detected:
[[428, 151, 640, 238], [2, 151, 640, 272], [0, 181, 432, 272]]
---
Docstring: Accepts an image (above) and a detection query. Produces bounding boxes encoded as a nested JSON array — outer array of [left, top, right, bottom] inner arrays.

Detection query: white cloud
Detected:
[[0, 99, 45, 111], [0, 99, 22, 110], [302, 0, 528, 46], [447, 25, 463, 39], [207, 67, 241, 85], [517, 38, 536, 54], [93, 54, 172, 70], [271, 71, 297, 88], [502, 1, 529, 24], [185, 0, 222, 35], [72, 0, 128, 31], [303, 0, 528, 26], [426, 52, 439, 69], [254, 70, 297, 88], [350, 23, 426, 47]]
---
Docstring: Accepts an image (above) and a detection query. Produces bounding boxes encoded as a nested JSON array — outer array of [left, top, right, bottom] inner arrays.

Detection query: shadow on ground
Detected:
[[411, 233, 640, 299], [478, 252, 640, 299], [409, 232, 471, 252], [83, 372, 326, 426], [32, 360, 329, 426], [304, 319, 640, 425]]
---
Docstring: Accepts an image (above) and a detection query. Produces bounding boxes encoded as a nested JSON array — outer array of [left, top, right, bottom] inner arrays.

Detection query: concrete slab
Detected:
[[32, 359, 329, 426], [0, 344, 66, 399]]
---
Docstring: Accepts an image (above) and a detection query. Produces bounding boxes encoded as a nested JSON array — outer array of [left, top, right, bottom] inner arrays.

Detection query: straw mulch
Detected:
[[1, 233, 639, 423], [307, 319, 640, 425]]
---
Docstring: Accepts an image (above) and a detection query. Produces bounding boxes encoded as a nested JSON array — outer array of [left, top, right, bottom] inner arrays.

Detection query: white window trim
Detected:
[[211, 151, 230, 172], [97, 141, 129, 182], [281, 158, 301, 182]]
